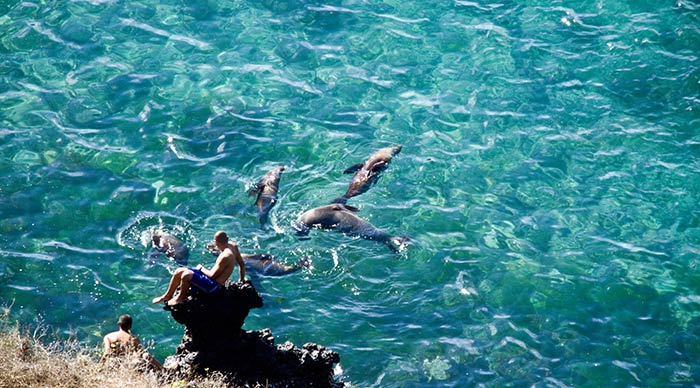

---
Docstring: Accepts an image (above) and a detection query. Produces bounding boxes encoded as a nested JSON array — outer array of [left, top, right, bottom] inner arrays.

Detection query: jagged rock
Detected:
[[166, 281, 263, 336], [162, 281, 342, 388]]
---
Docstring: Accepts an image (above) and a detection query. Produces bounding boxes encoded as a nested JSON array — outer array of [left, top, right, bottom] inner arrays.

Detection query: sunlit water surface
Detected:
[[2, 0, 700, 386]]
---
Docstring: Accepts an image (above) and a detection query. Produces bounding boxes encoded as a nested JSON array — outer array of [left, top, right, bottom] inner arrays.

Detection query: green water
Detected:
[[2, 0, 700, 386]]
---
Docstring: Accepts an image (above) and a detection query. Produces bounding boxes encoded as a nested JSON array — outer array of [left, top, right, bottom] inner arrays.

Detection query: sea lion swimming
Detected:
[[294, 203, 409, 252], [207, 244, 308, 276], [332, 145, 402, 204], [249, 166, 285, 225], [150, 230, 190, 265], [242, 253, 309, 276]]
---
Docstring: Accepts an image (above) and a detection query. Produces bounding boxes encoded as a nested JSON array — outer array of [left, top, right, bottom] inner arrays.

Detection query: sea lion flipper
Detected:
[[331, 196, 348, 204], [369, 160, 388, 173], [343, 163, 363, 174], [340, 204, 360, 212], [248, 184, 261, 197]]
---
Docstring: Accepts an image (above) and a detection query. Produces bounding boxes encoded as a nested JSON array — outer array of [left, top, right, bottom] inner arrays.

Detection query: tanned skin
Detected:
[[152, 231, 245, 306]]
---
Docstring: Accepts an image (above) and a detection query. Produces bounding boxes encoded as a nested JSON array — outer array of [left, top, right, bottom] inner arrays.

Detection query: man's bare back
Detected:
[[199, 240, 245, 284], [152, 231, 246, 306]]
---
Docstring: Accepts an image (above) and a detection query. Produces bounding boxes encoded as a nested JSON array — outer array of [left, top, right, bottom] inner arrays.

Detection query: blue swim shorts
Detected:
[[188, 268, 222, 294]]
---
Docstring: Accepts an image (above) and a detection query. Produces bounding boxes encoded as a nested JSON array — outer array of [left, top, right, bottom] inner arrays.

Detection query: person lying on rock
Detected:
[[152, 230, 246, 306], [100, 314, 163, 371]]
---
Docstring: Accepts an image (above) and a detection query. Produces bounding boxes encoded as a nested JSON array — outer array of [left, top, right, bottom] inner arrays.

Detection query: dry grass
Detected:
[[0, 310, 233, 388]]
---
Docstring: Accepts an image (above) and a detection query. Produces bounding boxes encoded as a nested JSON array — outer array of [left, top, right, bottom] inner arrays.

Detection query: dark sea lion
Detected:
[[242, 253, 309, 276], [150, 230, 190, 265], [294, 203, 409, 252], [249, 166, 285, 225], [207, 244, 308, 276], [332, 145, 402, 204]]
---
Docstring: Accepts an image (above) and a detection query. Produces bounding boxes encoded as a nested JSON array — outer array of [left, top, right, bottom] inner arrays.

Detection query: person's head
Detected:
[[214, 230, 228, 249], [117, 314, 132, 332]]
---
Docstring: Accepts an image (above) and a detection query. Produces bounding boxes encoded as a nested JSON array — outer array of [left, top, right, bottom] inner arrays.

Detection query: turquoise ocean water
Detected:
[[2, 0, 700, 386]]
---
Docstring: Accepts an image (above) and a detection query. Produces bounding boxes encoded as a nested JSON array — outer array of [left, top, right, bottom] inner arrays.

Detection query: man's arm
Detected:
[[102, 336, 111, 356], [200, 257, 223, 279], [202, 248, 237, 282], [99, 336, 111, 364], [232, 243, 245, 282]]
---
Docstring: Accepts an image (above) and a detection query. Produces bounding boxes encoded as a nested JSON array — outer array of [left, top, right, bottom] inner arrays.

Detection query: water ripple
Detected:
[[43, 241, 116, 255], [119, 18, 211, 50], [0, 250, 54, 262]]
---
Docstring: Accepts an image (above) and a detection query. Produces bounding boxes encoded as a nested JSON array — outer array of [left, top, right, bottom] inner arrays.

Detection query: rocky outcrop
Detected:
[[161, 281, 342, 388]]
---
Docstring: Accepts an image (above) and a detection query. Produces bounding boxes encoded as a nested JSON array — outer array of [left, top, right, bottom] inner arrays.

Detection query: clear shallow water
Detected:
[[1, 0, 700, 386]]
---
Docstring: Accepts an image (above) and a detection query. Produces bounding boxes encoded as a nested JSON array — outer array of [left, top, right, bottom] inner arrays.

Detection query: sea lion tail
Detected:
[[388, 236, 410, 252], [295, 256, 311, 269]]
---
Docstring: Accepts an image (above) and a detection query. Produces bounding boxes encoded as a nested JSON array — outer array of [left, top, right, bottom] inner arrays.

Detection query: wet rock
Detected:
[[162, 281, 342, 388]]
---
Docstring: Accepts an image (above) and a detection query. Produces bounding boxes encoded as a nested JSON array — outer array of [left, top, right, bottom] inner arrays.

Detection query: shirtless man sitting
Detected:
[[152, 230, 245, 306], [101, 314, 162, 370]]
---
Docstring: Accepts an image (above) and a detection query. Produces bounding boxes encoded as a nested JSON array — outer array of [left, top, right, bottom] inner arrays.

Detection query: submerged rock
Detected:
[[162, 281, 341, 388]]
